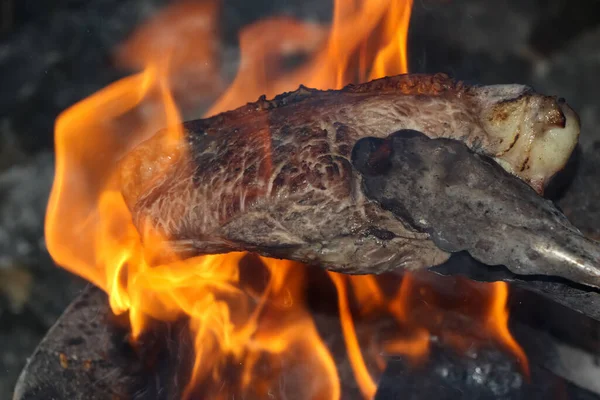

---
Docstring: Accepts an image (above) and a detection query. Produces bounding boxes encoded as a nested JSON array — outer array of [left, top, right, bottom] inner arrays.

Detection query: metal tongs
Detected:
[[351, 130, 600, 320]]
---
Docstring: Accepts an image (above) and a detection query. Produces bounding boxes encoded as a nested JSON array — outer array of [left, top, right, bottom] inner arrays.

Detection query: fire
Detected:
[[45, 0, 529, 399], [208, 0, 414, 115]]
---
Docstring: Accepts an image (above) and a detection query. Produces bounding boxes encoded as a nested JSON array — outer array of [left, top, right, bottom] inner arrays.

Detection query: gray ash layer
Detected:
[[0, 0, 599, 398]]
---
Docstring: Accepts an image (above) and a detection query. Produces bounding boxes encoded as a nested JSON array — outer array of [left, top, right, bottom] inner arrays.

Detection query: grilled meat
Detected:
[[120, 73, 581, 276]]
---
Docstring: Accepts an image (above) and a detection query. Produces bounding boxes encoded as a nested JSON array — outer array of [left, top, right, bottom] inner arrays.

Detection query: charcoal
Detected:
[[16, 282, 600, 400], [375, 343, 598, 400], [12, 284, 365, 400]]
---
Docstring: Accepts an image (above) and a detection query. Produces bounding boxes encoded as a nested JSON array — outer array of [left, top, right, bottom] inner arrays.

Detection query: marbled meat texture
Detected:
[[120, 73, 580, 274]]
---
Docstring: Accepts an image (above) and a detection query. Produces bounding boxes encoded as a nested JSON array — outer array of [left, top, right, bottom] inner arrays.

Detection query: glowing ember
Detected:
[[45, 0, 529, 398]]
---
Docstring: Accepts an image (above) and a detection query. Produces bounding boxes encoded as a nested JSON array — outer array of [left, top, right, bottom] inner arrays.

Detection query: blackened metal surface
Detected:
[[12, 285, 149, 400], [511, 317, 600, 396], [431, 253, 600, 324], [16, 280, 600, 400]]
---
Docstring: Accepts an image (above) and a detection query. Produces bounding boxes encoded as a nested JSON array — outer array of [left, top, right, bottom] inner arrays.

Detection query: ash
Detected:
[[0, 0, 599, 398]]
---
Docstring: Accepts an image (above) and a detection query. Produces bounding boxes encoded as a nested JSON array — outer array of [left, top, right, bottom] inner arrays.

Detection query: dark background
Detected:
[[0, 0, 599, 397]]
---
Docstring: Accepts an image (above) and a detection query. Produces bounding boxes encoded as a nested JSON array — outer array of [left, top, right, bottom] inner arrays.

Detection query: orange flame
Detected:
[[208, 0, 414, 115], [45, 0, 528, 399]]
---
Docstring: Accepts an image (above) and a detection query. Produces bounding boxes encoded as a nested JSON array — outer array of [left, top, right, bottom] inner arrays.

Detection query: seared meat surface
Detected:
[[120, 73, 581, 275]]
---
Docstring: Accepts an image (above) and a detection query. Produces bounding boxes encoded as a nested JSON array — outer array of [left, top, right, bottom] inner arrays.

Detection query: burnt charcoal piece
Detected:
[[376, 346, 524, 400], [352, 131, 600, 289], [375, 343, 599, 400]]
